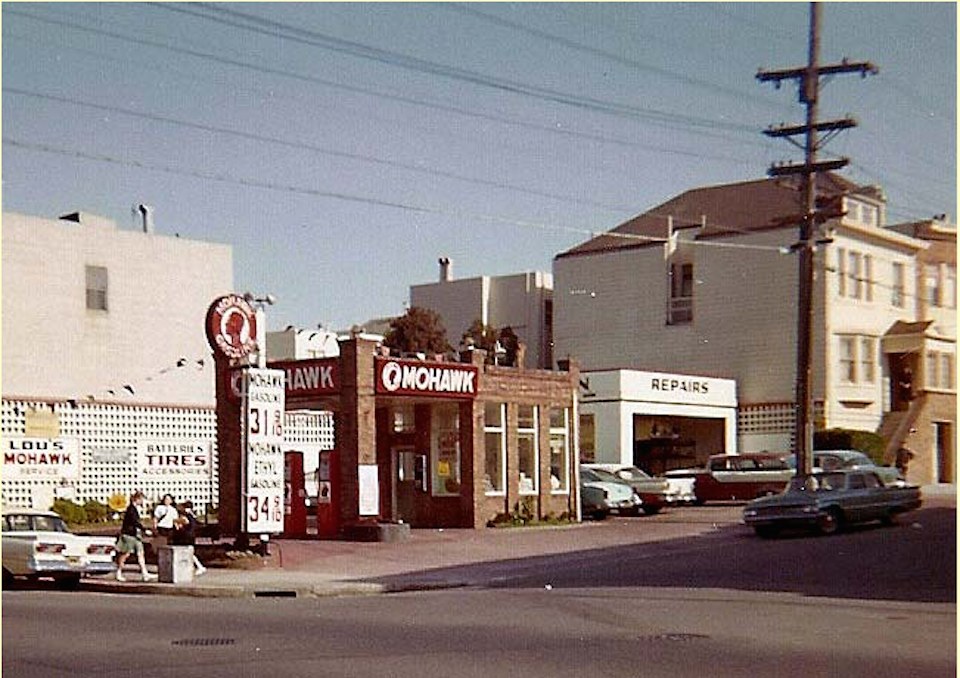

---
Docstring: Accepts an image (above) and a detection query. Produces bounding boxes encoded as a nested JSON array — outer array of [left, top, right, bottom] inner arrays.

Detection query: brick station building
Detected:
[[215, 335, 581, 533]]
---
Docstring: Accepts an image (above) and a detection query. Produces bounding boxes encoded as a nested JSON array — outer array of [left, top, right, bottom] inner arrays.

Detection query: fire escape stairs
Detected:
[[880, 394, 926, 463]]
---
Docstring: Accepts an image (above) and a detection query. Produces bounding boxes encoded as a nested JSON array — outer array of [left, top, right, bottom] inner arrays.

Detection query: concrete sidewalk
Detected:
[[82, 487, 955, 599]]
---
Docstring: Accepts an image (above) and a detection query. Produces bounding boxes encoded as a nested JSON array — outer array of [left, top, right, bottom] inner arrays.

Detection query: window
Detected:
[[839, 336, 856, 383], [946, 267, 957, 309], [517, 405, 538, 494], [845, 199, 861, 224], [668, 262, 693, 324], [483, 402, 506, 494], [860, 204, 877, 227], [848, 251, 863, 299], [941, 354, 955, 390], [548, 408, 570, 493], [431, 404, 460, 497], [838, 335, 876, 384], [925, 264, 941, 306], [892, 262, 905, 308], [864, 255, 873, 302], [579, 413, 595, 462], [927, 351, 956, 390], [859, 337, 876, 383], [85, 265, 108, 311], [837, 248, 847, 296], [391, 404, 416, 434]]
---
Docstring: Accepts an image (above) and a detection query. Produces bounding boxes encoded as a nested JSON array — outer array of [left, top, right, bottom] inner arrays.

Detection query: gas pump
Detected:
[[316, 449, 340, 538], [282, 451, 307, 538]]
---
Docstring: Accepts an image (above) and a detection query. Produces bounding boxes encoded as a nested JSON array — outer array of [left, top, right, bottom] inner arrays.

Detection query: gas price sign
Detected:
[[242, 368, 286, 534]]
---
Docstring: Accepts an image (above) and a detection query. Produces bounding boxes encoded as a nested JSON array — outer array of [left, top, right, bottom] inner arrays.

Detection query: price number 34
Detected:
[[248, 494, 282, 524]]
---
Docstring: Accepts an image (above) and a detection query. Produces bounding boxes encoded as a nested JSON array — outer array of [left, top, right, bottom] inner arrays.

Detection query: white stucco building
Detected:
[[410, 258, 554, 369], [554, 176, 955, 485]]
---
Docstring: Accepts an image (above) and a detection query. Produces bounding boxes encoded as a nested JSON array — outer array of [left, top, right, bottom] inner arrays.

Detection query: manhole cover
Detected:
[[172, 638, 237, 647], [639, 633, 709, 643]]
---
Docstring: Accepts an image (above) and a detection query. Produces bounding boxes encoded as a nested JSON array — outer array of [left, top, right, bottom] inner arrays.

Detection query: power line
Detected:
[[153, 2, 761, 136], [4, 87, 640, 215], [3, 136, 789, 255], [5, 8, 776, 154]]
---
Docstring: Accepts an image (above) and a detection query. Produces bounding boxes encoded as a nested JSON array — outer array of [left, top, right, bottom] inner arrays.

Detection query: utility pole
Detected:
[[757, 2, 876, 475]]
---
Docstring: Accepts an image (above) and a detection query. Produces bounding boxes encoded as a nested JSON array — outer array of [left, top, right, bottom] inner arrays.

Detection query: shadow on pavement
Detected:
[[365, 506, 955, 604]]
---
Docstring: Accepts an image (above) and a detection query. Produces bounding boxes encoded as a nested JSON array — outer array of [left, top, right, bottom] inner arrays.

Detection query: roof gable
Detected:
[[557, 174, 862, 259]]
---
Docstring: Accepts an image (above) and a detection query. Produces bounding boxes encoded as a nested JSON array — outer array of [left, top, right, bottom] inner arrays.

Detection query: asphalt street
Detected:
[[3, 501, 954, 678]]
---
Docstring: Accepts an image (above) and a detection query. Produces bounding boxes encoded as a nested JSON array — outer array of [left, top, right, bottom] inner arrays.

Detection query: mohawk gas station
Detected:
[[206, 294, 581, 543]]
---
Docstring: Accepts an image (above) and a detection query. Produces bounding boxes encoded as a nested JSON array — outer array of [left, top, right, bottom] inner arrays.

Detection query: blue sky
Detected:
[[3, 2, 955, 331]]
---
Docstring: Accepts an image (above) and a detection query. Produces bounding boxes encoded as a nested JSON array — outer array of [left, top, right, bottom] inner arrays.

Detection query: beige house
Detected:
[[554, 176, 955, 485]]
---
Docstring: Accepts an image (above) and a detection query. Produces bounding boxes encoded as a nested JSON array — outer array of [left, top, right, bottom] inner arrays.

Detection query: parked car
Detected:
[[580, 484, 611, 520], [666, 453, 794, 504], [2, 507, 116, 589], [583, 464, 670, 514], [742, 470, 922, 538], [579, 467, 643, 517], [786, 450, 904, 486]]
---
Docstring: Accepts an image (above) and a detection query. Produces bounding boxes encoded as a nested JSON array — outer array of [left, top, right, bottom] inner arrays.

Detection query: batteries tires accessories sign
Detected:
[[206, 294, 258, 360]]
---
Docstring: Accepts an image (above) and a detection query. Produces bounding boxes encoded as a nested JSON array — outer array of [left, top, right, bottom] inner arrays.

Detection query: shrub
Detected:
[[82, 500, 110, 523], [51, 498, 87, 525], [814, 428, 886, 465]]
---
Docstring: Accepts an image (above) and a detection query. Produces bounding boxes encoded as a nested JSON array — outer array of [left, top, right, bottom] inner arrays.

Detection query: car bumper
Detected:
[[26, 557, 86, 575], [743, 507, 820, 528], [607, 495, 643, 513], [84, 561, 118, 575]]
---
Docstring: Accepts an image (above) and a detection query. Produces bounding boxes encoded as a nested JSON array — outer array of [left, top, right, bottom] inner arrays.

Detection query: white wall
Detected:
[[2, 212, 233, 406]]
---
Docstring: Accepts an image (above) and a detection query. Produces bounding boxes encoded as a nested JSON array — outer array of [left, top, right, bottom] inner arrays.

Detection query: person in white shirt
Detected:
[[153, 494, 179, 537]]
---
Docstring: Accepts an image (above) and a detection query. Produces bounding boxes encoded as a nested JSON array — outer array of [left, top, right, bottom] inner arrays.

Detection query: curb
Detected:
[[81, 578, 392, 599]]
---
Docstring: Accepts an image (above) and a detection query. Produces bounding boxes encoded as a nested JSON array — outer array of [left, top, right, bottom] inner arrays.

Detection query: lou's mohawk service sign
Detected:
[[206, 294, 258, 360], [4, 438, 80, 479], [375, 358, 478, 399]]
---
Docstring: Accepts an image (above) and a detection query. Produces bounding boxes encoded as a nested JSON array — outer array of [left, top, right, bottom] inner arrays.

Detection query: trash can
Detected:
[[158, 545, 195, 584]]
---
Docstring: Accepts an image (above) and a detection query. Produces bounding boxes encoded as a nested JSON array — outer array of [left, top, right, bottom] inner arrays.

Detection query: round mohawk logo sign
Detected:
[[206, 294, 258, 359]]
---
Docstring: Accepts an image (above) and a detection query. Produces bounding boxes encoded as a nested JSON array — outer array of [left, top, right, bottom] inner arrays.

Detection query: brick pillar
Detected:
[[338, 336, 379, 527], [214, 356, 242, 537]]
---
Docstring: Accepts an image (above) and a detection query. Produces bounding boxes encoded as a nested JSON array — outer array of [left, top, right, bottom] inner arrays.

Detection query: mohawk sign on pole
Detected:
[[206, 294, 258, 360]]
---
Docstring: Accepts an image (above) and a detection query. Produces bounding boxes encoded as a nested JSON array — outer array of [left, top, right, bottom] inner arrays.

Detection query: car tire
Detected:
[[880, 510, 898, 527], [754, 526, 779, 539], [2, 568, 14, 590], [817, 508, 843, 536], [642, 506, 662, 516], [56, 574, 81, 591]]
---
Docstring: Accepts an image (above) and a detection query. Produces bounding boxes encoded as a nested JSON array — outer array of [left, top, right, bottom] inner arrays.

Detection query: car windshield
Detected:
[[580, 469, 601, 483], [617, 467, 651, 481], [787, 473, 844, 493], [3, 514, 69, 532], [589, 468, 624, 483]]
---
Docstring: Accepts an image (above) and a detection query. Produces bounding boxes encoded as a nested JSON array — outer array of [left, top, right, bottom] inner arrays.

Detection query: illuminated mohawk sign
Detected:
[[206, 294, 258, 360]]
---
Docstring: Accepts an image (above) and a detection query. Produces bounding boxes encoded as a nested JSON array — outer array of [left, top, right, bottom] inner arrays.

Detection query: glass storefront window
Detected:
[[549, 408, 570, 493], [518, 405, 538, 495], [431, 403, 460, 497], [391, 404, 416, 433], [483, 402, 505, 494]]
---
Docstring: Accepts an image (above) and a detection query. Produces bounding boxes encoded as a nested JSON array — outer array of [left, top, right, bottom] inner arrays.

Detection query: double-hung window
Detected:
[[517, 405, 539, 495]]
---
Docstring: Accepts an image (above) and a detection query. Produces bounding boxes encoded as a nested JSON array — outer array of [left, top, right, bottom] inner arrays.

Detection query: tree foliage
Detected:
[[814, 428, 886, 465], [462, 319, 499, 354], [383, 306, 452, 355]]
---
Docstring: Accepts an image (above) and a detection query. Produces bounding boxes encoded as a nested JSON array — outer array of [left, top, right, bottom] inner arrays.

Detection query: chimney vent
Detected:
[[136, 203, 154, 233], [439, 257, 452, 282]]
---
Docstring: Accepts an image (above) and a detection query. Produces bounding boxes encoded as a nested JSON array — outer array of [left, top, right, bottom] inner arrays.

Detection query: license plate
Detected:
[[67, 556, 81, 565]]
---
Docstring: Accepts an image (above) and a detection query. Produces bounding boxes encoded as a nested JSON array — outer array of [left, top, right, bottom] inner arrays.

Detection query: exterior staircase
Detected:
[[878, 394, 925, 464]]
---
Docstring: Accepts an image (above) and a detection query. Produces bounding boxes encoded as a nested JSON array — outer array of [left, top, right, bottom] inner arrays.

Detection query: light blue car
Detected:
[[580, 467, 642, 518]]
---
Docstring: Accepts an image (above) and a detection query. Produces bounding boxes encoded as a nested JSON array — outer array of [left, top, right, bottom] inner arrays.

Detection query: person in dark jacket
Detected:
[[172, 500, 206, 576], [115, 491, 156, 582]]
